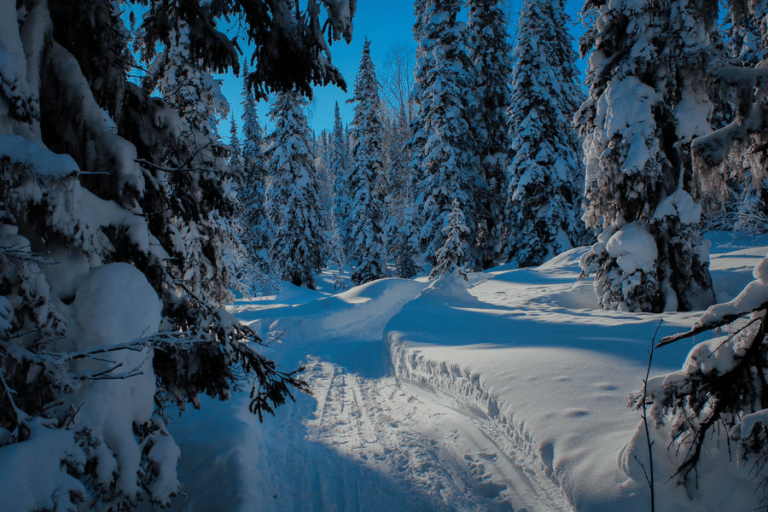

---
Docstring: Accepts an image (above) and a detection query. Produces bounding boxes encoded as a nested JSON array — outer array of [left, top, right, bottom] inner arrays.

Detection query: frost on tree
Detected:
[[238, 61, 275, 292], [576, 0, 715, 312], [348, 39, 387, 285], [504, 0, 585, 268], [0, 0, 354, 509], [266, 91, 327, 289], [411, 0, 480, 270], [467, 0, 513, 268]]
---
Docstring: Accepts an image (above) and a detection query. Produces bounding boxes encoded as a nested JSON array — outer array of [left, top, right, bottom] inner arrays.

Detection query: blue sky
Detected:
[[216, 0, 586, 137]]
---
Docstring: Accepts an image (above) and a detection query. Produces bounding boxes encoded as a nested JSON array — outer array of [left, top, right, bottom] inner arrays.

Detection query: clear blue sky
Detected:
[[216, 0, 586, 137]]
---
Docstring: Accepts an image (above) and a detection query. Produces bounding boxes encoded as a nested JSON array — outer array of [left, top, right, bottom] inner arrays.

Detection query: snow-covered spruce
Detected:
[[576, 0, 714, 312], [466, 0, 513, 268], [411, 0, 481, 270], [265, 91, 327, 289], [330, 102, 353, 251], [504, 0, 585, 269], [0, 0, 353, 509], [347, 39, 388, 285], [429, 198, 471, 282], [238, 61, 275, 292], [635, 2, 768, 497]]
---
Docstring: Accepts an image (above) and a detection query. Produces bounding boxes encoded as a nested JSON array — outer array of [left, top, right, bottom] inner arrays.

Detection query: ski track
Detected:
[[280, 358, 574, 512]]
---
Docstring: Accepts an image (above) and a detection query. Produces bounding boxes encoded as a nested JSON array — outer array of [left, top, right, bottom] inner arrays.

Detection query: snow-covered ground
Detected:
[[151, 231, 768, 512]]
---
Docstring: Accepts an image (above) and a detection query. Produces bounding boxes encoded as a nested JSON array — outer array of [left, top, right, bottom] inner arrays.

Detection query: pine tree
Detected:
[[0, 0, 354, 508], [348, 39, 387, 285], [504, 0, 586, 268], [266, 91, 326, 289], [412, 0, 480, 270], [466, 0, 513, 267], [576, 0, 715, 312]]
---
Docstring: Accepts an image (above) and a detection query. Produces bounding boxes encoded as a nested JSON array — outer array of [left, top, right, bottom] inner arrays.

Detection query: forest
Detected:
[[3, 0, 768, 510]]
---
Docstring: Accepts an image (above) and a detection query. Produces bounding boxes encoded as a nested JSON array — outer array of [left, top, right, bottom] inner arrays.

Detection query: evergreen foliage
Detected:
[[266, 91, 327, 289], [330, 102, 352, 251], [411, 0, 480, 270], [429, 198, 470, 281], [466, 0, 513, 268], [0, 0, 353, 508], [348, 39, 388, 285], [504, 0, 586, 268], [238, 61, 274, 291], [229, 113, 242, 168], [576, 0, 715, 312]]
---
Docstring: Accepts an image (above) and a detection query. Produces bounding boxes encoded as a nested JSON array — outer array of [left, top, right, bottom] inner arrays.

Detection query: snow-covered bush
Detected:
[[0, 0, 353, 509]]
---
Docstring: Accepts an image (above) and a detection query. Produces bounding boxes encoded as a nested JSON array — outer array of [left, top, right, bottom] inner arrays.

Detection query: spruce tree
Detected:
[[239, 61, 274, 290], [412, 0, 480, 270], [265, 91, 326, 289], [467, 0, 513, 267], [330, 102, 352, 250], [429, 198, 470, 281], [504, 0, 585, 268], [348, 39, 388, 285], [576, 0, 715, 312], [229, 113, 242, 168], [404, 0, 436, 267], [386, 104, 419, 278]]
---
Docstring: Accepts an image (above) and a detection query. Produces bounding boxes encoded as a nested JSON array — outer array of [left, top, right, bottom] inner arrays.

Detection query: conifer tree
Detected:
[[404, 0, 435, 264], [429, 198, 470, 281], [386, 104, 419, 278], [576, 0, 715, 312], [504, 0, 585, 268], [0, 1, 354, 507], [467, 0, 513, 267], [330, 102, 352, 250], [239, 61, 274, 290], [412, 0, 480, 269], [266, 91, 326, 289], [348, 39, 387, 284], [229, 113, 242, 168]]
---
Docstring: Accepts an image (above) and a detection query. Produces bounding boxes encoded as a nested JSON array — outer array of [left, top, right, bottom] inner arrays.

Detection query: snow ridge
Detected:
[[387, 332, 574, 512]]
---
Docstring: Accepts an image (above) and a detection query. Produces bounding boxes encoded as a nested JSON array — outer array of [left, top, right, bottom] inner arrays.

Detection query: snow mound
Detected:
[[653, 188, 702, 225], [606, 221, 657, 274]]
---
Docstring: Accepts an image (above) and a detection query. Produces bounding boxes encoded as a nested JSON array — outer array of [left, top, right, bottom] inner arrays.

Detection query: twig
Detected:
[[640, 319, 662, 512]]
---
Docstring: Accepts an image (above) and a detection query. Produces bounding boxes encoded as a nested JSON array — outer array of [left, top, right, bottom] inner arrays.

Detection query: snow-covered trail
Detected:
[[152, 232, 768, 512], [255, 357, 572, 512]]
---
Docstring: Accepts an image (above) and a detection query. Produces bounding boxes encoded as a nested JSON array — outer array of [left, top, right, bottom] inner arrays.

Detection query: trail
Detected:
[[159, 235, 767, 511], [238, 357, 573, 512]]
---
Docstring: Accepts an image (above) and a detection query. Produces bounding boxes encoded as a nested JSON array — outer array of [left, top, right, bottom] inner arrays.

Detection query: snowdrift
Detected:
[[153, 231, 766, 511]]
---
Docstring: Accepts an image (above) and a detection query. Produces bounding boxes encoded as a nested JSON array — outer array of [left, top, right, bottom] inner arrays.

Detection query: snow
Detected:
[[605, 220, 658, 274], [0, 133, 78, 178], [132, 232, 768, 511], [653, 188, 702, 225], [0, 419, 86, 512], [69, 263, 165, 500]]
